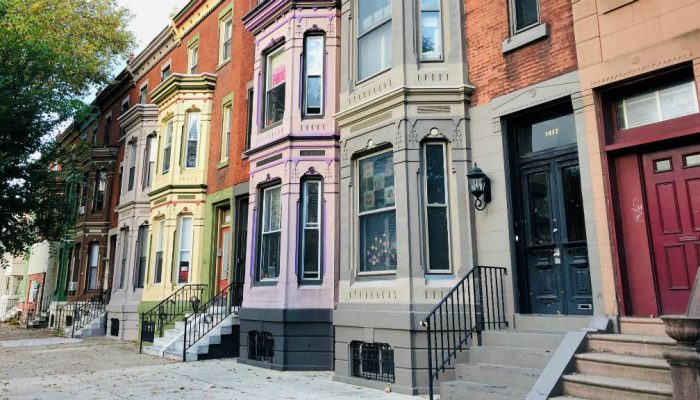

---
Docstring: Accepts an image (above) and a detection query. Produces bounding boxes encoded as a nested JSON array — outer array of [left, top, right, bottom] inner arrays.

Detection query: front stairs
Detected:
[[63, 311, 107, 338], [552, 317, 674, 400], [26, 310, 50, 328], [142, 307, 240, 361]]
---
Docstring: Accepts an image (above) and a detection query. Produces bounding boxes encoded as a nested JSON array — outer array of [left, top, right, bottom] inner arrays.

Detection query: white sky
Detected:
[[119, 0, 190, 53]]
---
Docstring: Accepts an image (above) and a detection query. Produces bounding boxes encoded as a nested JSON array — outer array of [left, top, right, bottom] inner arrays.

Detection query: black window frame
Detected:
[[302, 33, 325, 118], [299, 177, 323, 284], [255, 180, 282, 284], [262, 43, 286, 129]]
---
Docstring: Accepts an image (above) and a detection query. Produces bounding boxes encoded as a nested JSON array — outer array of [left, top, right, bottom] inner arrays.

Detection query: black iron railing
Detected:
[[182, 281, 243, 361], [421, 266, 508, 400], [40, 290, 54, 314], [139, 284, 207, 353], [70, 289, 111, 338], [56, 289, 102, 332]]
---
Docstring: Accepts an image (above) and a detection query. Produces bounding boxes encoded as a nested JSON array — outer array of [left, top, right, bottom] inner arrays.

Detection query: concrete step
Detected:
[[514, 314, 591, 332], [619, 317, 667, 337], [481, 330, 564, 351], [549, 397, 588, 400], [440, 379, 529, 400], [469, 346, 553, 369], [456, 362, 541, 391], [562, 374, 672, 400], [575, 352, 671, 385], [587, 334, 676, 359]]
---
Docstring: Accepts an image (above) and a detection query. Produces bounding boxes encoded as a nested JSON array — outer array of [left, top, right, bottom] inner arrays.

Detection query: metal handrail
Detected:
[[420, 266, 508, 400], [182, 281, 243, 361], [70, 289, 111, 338], [138, 284, 207, 353], [55, 289, 100, 332]]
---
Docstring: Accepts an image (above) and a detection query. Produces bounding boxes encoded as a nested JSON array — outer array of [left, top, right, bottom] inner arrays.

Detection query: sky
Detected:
[[119, 0, 190, 53]]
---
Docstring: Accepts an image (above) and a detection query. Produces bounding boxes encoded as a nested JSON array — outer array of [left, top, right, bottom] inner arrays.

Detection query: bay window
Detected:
[[300, 179, 322, 281], [162, 120, 173, 174], [357, 0, 392, 81], [154, 220, 164, 284], [420, 0, 442, 61], [258, 185, 281, 281], [358, 151, 397, 273], [303, 35, 324, 117], [184, 112, 200, 169], [143, 135, 156, 188], [177, 216, 193, 284], [423, 143, 450, 272], [264, 47, 286, 127]]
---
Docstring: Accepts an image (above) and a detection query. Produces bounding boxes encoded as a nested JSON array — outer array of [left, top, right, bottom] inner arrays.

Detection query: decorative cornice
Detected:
[[172, 0, 225, 40], [243, 0, 339, 34], [118, 104, 159, 130], [127, 28, 177, 82], [150, 73, 217, 105]]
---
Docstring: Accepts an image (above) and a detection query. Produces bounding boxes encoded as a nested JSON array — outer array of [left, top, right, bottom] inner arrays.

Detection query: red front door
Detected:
[[643, 144, 700, 314]]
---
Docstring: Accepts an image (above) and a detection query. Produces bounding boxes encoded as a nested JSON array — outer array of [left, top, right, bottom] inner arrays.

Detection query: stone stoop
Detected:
[[142, 309, 240, 362], [27, 311, 50, 328], [552, 318, 673, 400], [66, 311, 107, 338], [439, 329, 566, 400]]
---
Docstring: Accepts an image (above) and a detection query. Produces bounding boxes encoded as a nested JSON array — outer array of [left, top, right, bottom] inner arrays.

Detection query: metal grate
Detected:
[[249, 331, 274, 363], [350, 341, 395, 383]]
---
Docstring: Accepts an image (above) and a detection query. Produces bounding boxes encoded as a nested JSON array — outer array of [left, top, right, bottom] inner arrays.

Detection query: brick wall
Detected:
[[466, 0, 578, 106]]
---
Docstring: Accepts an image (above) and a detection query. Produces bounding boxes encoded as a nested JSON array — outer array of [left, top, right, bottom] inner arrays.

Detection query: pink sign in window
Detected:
[[271, 65, 285, 87]]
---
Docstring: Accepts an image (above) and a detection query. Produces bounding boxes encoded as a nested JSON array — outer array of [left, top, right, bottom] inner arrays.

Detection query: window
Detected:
[[139, 85, 148, 104], [161, 64, 171, 81], [248, 331, 274, 362], [104, 117, 112, 144], [423, 143, 450, 272], [127, 142, 136, 191], [119, 229, 129, 289], [162, 120, 173, 174], [177, 216, 193, 284], [135, 224, 148, 289], [358, 151, 397, 273], [92, 125, 98, 144], [87, 242, 99, 290], [350, 341, 395, 383], [264, 47, 286, 127], [93, 169, 107, 212], [188, 44, 198, 74], [509, 0, 539, 34], [303, 35, 324, 117], [221, 103, 232, 161], [245, 88, 254, 150], [420, 0, 442, 60], [258, 185, 281, 281], [616, 80, 699, 130], [154, 220, 164, 284], [121, 98, 129, 115], [143, 135, 156, 188], [79, 173, 88, 214], [357, 0, 392, 81], [300, 179, 322, 281], [184, 112, 200, 168], [220, 17, 233, 63]]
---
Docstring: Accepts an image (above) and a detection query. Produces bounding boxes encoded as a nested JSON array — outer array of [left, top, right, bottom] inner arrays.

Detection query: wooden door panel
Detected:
[[663, 244, 691, 290], [655, 182, 682, 233], [687, 178, 700, 230]]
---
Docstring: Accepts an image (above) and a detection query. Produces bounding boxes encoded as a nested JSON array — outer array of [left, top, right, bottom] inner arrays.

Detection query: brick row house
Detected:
[[41, 0, 699, 398]]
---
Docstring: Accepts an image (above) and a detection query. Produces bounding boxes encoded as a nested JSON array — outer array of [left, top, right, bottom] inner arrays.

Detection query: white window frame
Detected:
[[154, 219, 164, 284], [508, 0, 541, 35], [119, 228, 129, 289], [161, 61, 172, 82], [258, 184, 282, 282], [220, 15, 233, 64], [303, 35, 325, 117], [300, 179, 322, 281], [87, 242, 99, 290], [134, 224, 148, 289], [177, 216, 193, 284], [143, 135, 156, 188], [422, 142, 451, 273], [188, 42, 199, 74], [127, 142, 136, 191], [419, 0, 443, 61], [356, 150, 397, 275], [184, 112, 200, 169], [356, 0, 392, 82], [221, 102, 232, 162], [162, 119, 174, 174]]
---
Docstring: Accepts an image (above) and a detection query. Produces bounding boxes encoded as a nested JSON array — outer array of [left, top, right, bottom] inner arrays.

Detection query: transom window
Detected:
[[264, 47, 286, 127], [300, 179, 322, 281], [358, 151, 397, 273], [420, 0, 442, 61], [177, 216, 193, 284], [162, 120, 173, 174], [509, 0, 540, 34], [423, 143, 450, 272], [184, 112, 200, 169], [357, 0, 392, 81], [616, 80, 699, 130], [258, 185, 282, 281], [303, 35, 324, 117]]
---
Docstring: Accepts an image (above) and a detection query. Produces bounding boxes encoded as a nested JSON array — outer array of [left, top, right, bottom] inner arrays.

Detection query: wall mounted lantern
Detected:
[[467, 163, 491, 211]]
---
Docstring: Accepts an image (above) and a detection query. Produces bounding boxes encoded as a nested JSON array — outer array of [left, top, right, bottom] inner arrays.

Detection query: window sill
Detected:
[[356, 67, 391, 86], [502, 23, 548, 54], [217, 58, 231, 71], [217, 159, 229, 169], [253, 280, 278, 287]]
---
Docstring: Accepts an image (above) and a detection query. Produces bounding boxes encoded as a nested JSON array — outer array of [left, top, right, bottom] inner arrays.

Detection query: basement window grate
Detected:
[[249, 331, 274, 363], [350, 341, 395, 383]]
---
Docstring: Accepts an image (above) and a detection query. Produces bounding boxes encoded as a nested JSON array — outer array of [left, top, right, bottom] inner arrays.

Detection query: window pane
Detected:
[[260, 231, 280, 279], [359, 152, 395, 212], [660, 81, 699, 120], [624, 92, 659, 129], [360, 210, 397, 272], [302, 228, 320, 279], [305, 181, 320, 226], [527, 172, 551, 245], [517, 112, 576, 155], [427, 207, 449, 270], [186, 113, 200, 168], [179, 217, 192, 251], [358, 22, 391, 80], [263, 186, 282, 232], [425, 144, 446, 205], [221, 230, 230, 279], [421, 0, 439, 10], [306, 36, 323, 75], [421, 11, 441, 59], [358, 0, 391, 34], [514, 0, 539, 31], [265, 49, 286, 126], [306, 77, 322, 114], [561, 166, 586, 242]]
